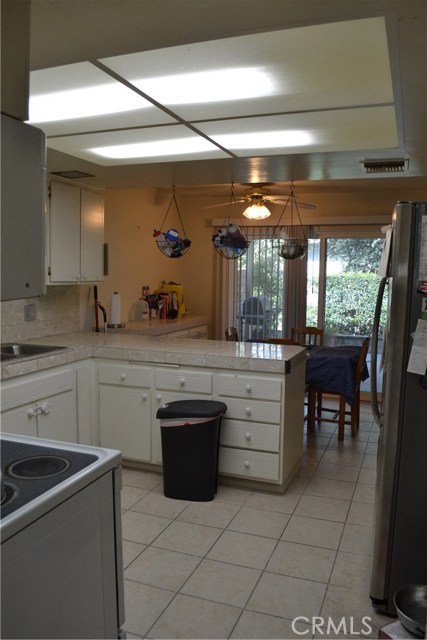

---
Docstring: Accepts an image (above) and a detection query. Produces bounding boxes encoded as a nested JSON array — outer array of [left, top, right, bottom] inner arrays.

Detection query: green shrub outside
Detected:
[[307, 272, 386, 336]]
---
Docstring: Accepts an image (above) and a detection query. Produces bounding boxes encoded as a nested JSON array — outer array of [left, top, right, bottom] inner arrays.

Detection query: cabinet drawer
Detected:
[[216, 374, 281, 401], [1, 368, 75, 412], [219, 447, 280, 481], [155, 369, 212, 393], [98, 363, 151, 387], [220, 419, 280, 452], [223, 397, 281, 424]]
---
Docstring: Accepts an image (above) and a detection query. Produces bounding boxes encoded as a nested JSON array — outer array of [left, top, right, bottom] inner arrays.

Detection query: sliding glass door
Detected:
[[308, 229, 387, 394]]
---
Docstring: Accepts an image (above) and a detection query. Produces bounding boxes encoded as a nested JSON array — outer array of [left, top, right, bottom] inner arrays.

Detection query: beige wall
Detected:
[[2, 183, 427, 343]]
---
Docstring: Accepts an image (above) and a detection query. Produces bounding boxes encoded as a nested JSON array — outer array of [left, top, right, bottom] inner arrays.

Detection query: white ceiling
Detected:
[[29, 0, 427, 196]]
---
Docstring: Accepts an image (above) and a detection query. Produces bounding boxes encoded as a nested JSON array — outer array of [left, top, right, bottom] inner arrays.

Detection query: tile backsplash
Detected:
[[1, 285, 81, 343]]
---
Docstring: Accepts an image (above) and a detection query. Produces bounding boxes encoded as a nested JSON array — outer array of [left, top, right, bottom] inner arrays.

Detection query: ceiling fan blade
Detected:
[[205, 199, 246, 209], [269, 197, 317, 210], [297, 202, 317, 210]]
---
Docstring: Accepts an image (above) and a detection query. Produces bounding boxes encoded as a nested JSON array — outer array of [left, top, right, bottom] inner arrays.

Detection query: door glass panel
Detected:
[[323, 236, 387, 393]]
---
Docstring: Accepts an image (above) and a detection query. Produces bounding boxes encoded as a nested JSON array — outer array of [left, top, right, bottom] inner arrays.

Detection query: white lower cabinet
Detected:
[[95, 359, 305, 490], [214, 372, 283, 483], [98, 363, 151, 462], [1, 367, 77, 443]]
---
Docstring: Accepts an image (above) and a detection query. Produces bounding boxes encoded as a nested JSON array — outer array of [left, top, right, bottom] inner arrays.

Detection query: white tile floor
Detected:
[[120, 402, 391, 639]]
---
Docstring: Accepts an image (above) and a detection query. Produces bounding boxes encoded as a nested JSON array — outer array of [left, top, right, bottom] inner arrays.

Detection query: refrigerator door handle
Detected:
[[371, 276, 387, 425]]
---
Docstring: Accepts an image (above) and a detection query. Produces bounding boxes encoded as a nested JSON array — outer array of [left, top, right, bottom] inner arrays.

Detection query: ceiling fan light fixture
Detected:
[[243, 202, 271, 220]]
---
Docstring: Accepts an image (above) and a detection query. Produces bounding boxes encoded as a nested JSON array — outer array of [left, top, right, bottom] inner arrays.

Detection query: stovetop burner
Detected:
[[8, 455, 71, 479], [1, 439, 98, 519]]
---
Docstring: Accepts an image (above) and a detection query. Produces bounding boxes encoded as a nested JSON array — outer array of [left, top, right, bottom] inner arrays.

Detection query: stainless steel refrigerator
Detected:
[[370, 201, 427, 614]]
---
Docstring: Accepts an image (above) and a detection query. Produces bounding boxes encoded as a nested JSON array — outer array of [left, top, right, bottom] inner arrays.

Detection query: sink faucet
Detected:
[[97, 302, 108, 333]]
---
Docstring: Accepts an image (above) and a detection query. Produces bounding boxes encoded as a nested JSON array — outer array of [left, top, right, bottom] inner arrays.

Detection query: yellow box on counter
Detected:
[[156, 283, 185, 318]]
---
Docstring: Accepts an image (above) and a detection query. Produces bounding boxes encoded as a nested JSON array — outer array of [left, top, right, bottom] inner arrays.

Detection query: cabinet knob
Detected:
[[27, 407, 36, 418], [120, 373, 126, 381], [142, 393, 148, 401], [41, 402, 50, 415], [156, 394, 162, 401], [244, 460, 250, 468], [245, 407, 251, 416], [244, 432, 251, 441], [179, 377, 185, 386], [75, 276, 80, 281], [245, 384, 252, 393], [81, 275, 87, 281]]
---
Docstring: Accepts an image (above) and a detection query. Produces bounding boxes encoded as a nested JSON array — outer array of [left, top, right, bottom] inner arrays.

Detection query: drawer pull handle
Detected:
[[245, 384, 252, 393], [179, 377, 185, 386], [244, 432, 251, 441], [142, 393, 148, 401], [245, 407, 251, 416], [41, 402, 50, 415], [244, 460, 250, 468], [120, 373, 126, 381]]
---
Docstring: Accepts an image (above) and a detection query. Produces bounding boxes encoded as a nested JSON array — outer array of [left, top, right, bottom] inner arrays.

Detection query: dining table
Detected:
[[305, 344, 369, 405]]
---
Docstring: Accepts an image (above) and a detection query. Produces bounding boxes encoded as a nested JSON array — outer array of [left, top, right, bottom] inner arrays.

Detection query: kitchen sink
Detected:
[[0, 343, 67, 361]]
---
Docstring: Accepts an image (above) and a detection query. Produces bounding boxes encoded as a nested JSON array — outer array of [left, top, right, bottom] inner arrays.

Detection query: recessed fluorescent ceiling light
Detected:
[[133, 67, 274, 104], [29, 83, 149, 123], [213, 130, 312, 149], [90, 137, 218, 159], [28, 66, 273, 124]]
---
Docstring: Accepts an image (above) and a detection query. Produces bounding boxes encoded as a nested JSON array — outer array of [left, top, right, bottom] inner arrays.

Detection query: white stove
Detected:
[[1, 433, 125, 639]]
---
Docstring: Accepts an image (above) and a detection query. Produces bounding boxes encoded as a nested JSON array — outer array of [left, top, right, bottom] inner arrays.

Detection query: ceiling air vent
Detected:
[[362, 158, 408, 174], [50, 170, 95, 179]]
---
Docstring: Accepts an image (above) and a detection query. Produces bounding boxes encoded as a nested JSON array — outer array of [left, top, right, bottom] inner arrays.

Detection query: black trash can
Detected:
[[156, 399, 227, 501]]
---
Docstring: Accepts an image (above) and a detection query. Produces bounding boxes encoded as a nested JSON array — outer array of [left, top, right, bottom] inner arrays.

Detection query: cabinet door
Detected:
[[37, 390, 78, 443], [99, 386, 151, 461], [49, 181, 81, 282], [80, 189, 104, 282], [1, 404, 38, 437]]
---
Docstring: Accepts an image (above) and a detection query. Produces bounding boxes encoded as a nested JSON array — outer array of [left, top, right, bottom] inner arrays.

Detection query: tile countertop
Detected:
[[0, 332, 307, 381], [110, 315, 208, 335]]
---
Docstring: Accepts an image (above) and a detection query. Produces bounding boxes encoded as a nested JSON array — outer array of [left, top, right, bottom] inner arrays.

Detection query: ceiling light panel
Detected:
[[28, 62, 176, 136], [46, 125, 230, 165], [100, 17, 393, 122], [198, 107, 398, 156]]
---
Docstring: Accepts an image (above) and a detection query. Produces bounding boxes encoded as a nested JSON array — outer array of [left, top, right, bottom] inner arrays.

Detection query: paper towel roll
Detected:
[[110, 291, 121, 325]]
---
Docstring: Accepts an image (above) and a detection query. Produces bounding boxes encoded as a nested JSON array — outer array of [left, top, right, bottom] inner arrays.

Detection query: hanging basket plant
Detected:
[[153, 186, 191, 258], [212, 183, 250, 260]]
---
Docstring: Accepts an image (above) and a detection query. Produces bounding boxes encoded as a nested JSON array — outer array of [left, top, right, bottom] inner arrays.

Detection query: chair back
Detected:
[[355, 337, 370, 384], [225, 327, 239, 341], [291, 326, 323, 346]]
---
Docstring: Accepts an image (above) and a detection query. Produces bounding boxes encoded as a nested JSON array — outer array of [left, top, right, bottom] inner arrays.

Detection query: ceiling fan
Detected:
[[207, 182, 317, 220]]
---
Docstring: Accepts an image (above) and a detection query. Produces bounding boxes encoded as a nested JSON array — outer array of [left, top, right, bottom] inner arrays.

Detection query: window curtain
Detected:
[[217, 223, 310, 340]]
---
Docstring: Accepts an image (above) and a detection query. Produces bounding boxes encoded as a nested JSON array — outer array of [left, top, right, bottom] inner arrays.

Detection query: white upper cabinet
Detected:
[[48, 181, 104, 283]]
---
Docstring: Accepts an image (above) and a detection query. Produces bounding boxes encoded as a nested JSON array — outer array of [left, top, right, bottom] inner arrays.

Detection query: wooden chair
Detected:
[[291, 326, 324, 347], [307, 338, 370, 441], [225, 327, 239, 341]]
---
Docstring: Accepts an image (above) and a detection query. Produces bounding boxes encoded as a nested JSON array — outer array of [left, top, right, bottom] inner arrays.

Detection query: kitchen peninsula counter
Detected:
[[1, 332, 306, 492], [1, 331, 306, 380]]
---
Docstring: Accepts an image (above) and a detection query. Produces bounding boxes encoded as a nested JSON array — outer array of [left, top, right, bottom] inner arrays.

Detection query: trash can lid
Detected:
[[156, 399, 227, 420]]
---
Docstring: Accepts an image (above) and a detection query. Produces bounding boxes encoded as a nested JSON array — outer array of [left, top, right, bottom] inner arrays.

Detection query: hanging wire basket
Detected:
[[154, 187, 191, 258], [212, 184, 250, 259], [271, 185, 308, 260]]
